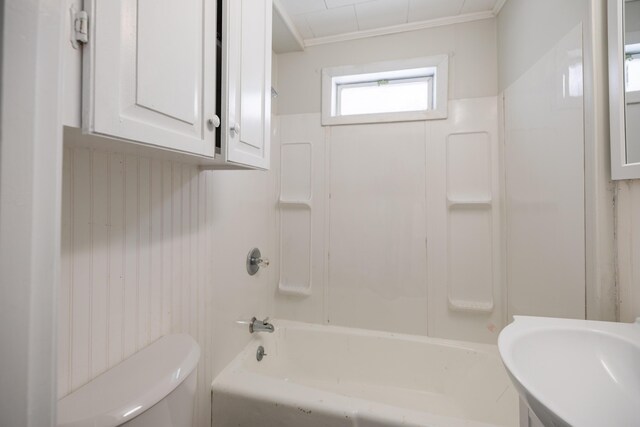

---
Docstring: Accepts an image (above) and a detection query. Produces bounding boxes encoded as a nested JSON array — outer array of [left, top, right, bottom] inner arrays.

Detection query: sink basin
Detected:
[[498, 316, 640, 427]]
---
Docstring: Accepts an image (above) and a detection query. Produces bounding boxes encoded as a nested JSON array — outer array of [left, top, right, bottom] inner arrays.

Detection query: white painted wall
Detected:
[[0, 1, 64, 426], [58, 124, 279, 427], [276, 18, 497, 115]]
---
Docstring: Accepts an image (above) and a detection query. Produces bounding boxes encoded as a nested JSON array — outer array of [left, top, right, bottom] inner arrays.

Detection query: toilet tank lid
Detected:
[[57, 334, 200, 427]]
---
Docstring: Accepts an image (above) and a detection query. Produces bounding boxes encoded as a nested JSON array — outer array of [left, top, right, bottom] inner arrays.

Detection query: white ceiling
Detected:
[[279, 0, 501, 40]]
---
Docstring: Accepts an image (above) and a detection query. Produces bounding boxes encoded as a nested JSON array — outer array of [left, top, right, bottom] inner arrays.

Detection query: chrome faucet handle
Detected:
[[261, 317, 269, 324], [247, 248, 269, 275]]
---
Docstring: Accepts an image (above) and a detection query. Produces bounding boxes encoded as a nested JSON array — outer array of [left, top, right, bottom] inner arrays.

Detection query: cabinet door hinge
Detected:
[[70, 6, 88, 49]]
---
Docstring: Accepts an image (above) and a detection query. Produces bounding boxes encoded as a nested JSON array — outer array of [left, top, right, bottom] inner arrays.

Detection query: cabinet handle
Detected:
[[230, 123, 240, 137], [208, 115, 221, 128]]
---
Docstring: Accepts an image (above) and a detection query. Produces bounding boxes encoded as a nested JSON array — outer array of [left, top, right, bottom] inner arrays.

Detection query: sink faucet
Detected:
[[249, 317, 274, 333]]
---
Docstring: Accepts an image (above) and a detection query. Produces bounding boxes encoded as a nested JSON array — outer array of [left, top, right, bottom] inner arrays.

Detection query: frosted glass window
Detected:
[[337, 77, 432, 116]]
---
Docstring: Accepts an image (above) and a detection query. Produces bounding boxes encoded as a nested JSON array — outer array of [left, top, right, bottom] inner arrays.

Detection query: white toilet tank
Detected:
[[57, 334, 200, 427]]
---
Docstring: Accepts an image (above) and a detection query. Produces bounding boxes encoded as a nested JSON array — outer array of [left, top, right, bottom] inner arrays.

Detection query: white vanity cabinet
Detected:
[[68, 0, 272, 170]]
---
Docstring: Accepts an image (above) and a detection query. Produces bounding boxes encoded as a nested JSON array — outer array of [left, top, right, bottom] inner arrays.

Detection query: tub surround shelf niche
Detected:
[[278, 141, 314, 296], [278, 284, 313, 297], [445, 131, 496, 316], [448, 298, 494, 313], [446, 196, 495, 314], [278, 199, 312, 207], [278, 201, 312, 296], [447, 199, 493, 209]]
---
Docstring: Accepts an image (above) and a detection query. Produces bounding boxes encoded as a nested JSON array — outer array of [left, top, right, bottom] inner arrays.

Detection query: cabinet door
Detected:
[[223, 0, 272, 169], [83, 0, 216, 157]]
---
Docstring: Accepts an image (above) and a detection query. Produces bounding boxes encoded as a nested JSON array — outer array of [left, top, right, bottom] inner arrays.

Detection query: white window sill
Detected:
[[321, 109, 448, 126]]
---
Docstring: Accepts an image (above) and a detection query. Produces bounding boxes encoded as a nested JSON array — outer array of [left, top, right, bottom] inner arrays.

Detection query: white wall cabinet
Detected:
[[72, 0, 272, 169], [222, 0, 272, 169]]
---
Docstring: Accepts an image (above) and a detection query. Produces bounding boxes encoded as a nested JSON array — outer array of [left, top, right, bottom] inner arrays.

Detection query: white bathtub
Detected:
[[212, 320, 519, 427]]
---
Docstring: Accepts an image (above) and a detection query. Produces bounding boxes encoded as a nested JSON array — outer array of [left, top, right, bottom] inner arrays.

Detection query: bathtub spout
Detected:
[[249, 317, 274, 333]]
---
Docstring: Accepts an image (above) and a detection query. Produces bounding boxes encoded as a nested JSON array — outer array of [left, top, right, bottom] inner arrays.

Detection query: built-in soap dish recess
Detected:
[[278, 141, 313, 296], [246, 247, 270, 276]]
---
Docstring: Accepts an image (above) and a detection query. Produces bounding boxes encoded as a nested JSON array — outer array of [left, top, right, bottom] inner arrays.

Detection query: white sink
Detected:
[[498, 316, 640, 427]]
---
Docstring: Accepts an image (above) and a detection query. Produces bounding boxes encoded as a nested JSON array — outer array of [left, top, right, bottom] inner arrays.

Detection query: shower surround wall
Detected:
[[497, 0, 616, 322], [274, 18, 505, 343], [274, 1, 617, 343], [499, 13, 586, 320]]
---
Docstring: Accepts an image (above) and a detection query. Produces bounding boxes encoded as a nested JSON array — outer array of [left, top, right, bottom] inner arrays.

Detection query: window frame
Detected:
[[321, 55, 449, 126]]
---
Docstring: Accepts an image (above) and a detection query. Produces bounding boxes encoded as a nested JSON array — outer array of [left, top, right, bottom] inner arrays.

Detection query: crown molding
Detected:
[[493, 0, 508, 15], [303, 11, 495, 48]]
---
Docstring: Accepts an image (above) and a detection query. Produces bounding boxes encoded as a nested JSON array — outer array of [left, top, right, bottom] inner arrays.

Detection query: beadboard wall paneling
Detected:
[[59, 146, 215, 427], [617, 180, 640, 322]]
